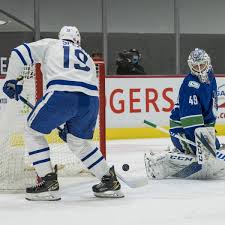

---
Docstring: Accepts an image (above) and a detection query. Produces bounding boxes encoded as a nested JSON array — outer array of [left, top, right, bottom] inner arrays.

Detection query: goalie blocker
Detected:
[[145, 127, 225, 179]]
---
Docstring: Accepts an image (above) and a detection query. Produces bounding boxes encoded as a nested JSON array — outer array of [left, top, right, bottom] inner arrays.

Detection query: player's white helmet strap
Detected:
[[187, 48, 211, 83], [58, 26, 81, 45]]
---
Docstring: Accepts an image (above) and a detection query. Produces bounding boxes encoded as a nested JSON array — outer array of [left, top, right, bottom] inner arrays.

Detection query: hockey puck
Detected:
[[122, 164, 129, 171]]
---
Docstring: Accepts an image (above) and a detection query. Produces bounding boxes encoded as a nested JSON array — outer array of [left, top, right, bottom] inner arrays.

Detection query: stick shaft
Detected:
[[19, 95, 34, 109], [144, 119, 196, 147]]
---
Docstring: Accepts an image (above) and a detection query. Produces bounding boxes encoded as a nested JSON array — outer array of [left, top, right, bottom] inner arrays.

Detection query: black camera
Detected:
[[116, 49, 145, 75], [116, 50, 133, 65]]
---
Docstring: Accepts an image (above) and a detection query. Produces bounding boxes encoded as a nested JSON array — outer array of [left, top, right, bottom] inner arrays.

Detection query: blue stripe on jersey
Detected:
[[23, 43, 34, 64], [87, 156, 104, 169], [46, 80, 98, 91], [12, 48, 27, 65], [29, 147, 50, 155], [33, 158, 50, 165], [81, 147, 98, 162]]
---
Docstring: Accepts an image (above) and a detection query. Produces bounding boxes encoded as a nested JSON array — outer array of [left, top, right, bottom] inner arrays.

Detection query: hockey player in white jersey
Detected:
[[144, 48, 225, 180], [3, 26, 124, 200]]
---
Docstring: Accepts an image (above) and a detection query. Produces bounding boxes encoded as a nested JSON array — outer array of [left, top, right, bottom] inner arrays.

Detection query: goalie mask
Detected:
[[58, 26, 81, 46], [187, 48, 212, 83]]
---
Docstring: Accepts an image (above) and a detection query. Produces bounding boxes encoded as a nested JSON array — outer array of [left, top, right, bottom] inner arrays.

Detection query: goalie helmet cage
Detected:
[[0, 61, 106, 191]]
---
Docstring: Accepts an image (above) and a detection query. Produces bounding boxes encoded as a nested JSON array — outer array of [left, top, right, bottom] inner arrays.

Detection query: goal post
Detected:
[[95, 61, 106, 158]]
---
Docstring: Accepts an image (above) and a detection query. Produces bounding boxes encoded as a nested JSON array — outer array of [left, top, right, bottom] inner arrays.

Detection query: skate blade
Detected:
[[94, 190, 124, 198], [25, 191, 61, 201]]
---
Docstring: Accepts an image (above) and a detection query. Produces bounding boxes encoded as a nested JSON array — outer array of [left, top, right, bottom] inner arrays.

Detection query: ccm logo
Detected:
[[170, 155, 193, 161], [196, 141, 203, 164]]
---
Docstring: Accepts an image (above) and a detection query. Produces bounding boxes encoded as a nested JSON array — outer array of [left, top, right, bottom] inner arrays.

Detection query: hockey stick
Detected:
[[116, 172, 148, 188], [144, 120, 196, 146], [144, 119, 218, 159], [19, 95, 35, 109]]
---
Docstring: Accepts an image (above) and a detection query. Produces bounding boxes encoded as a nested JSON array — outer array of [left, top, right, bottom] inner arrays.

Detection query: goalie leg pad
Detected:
[[144, 150, 198, 179], [144, 150, 224, 180], [67, 134, 109, 180], [194, 127, 225, 178], [145, 127, 225, 180], [195, 127, 217, 164]]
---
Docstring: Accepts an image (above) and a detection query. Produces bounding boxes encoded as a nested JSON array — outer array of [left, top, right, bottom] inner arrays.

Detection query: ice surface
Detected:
[[1, 137, 225, 225]]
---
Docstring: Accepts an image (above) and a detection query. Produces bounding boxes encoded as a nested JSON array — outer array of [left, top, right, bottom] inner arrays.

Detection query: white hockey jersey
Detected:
[[6, 38, 98, 96]]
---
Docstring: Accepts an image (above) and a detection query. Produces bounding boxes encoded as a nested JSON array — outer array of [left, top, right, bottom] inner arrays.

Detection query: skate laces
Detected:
[[32, 180, 45, 189]]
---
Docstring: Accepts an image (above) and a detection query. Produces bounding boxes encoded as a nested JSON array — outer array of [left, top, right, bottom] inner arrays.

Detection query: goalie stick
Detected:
[[144, 119, 222, 161], [19, 95, 148, 188]]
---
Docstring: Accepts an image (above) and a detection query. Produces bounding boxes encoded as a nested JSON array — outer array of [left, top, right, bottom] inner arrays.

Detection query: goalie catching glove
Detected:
[[3, 79, 23, 101]]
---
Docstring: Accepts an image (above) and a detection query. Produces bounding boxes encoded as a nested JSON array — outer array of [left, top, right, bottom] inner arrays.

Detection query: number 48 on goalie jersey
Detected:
[[169, 70, 219, 153]]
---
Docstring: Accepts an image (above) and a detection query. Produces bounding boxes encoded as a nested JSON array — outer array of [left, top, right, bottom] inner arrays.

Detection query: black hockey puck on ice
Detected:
[[122, 164, 129, 171]]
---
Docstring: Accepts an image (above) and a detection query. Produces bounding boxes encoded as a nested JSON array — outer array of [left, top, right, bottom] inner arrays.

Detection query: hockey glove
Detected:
[[3, 79, 23, 101], [58, 124, 69, 142]]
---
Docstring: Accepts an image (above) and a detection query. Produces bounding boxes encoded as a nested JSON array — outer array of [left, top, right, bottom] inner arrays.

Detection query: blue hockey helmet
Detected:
[[187, 48, 212, 83]]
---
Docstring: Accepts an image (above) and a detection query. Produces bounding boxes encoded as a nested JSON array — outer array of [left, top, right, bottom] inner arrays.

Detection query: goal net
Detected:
[[0, 61, 106, 191]]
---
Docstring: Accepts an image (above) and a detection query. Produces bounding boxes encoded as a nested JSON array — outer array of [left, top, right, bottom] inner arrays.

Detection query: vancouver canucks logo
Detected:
[[188, 81, 200, 89]]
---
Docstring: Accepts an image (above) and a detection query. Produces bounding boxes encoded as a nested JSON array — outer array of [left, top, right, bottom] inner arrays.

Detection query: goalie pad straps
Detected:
[[195, 127, 216, 165]]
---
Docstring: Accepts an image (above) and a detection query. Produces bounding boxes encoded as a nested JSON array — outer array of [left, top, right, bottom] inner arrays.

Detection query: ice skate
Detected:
[[92, 166, 124, 198], [26, 168, 60, 201]]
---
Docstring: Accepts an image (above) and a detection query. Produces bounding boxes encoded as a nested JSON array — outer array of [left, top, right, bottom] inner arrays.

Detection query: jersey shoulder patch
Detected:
[[188, 81, 200, 89]]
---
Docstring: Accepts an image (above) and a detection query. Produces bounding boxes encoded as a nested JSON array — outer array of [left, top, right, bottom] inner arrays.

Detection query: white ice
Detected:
[[1, 137, 225, 225]]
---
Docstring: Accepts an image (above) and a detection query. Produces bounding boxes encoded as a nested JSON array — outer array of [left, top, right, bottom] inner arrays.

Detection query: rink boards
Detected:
[[0, 75, 225, 140], [103, 75, 225, 139]]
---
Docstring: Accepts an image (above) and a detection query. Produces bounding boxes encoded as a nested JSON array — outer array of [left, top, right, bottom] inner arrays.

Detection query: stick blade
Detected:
[[116, 173, 148, 188]]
